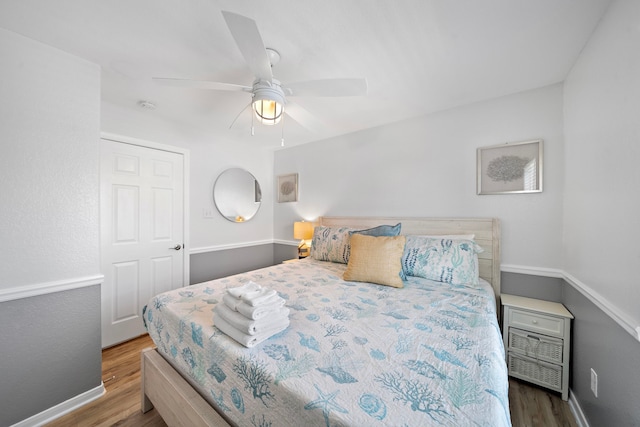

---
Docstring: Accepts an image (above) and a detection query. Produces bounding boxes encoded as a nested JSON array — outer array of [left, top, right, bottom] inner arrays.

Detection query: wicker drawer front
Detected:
[[508, 353, 562, 391], [508, 328, 563, 364], [509, 308, 565, 337]]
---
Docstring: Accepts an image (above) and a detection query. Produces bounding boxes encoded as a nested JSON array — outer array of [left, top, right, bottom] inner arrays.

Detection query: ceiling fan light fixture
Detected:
[[253, 99, 283, 125], [252, 81, 285, 125]]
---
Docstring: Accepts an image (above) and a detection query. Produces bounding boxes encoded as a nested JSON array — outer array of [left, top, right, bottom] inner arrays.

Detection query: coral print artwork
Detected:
[[477, 139, 543, 195], [277, 173, 298, 202]]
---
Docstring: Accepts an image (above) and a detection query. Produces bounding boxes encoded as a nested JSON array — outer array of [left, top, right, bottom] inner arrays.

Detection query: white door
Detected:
[[100, 139, 185, 348]]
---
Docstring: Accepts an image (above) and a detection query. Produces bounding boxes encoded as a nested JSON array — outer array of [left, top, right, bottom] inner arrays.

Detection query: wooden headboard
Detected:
[[318, 216, 501, 297]]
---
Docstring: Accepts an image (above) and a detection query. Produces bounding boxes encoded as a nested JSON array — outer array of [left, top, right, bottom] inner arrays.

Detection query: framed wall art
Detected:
[[477, 139, 543, 195], [277, 173, 298, 202]]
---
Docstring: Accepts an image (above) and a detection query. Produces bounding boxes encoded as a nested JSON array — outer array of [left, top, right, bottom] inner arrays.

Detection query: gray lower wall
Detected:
[[0, 285, 102, 426], [562, 283, 640, 426], [274, 243, 300, 265], [501, 272, 563, 302], [190, 243, 297, 285]]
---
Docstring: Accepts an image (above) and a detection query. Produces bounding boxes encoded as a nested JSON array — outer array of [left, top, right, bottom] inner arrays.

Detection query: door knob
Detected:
[[170, 244, 182, 251]]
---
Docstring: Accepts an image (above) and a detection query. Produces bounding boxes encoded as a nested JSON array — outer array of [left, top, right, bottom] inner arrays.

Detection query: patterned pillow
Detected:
[[311, 226, 354, 263], [401, 236, 484, 285], [343, 234, 406, 288]]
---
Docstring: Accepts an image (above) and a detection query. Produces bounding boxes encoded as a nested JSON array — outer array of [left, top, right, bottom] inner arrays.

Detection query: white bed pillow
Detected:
[[421, 234, 475, 240]]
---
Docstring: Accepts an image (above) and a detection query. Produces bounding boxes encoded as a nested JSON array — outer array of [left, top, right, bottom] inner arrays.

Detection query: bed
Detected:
[[141, 217, 510, 426]]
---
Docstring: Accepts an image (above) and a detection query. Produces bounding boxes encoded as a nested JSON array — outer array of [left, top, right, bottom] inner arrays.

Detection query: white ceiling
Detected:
[[0, 0, 612, 148]]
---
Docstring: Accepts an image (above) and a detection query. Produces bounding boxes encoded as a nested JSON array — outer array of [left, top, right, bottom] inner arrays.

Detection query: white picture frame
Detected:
[[277, 173, 298, 202], [477, 139, 543, 195]]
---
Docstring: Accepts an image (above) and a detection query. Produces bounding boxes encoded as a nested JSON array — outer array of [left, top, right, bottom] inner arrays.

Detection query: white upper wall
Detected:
[[563, 0, 640, 333], [0, 27, 101, 289], [101, 102, 274, 251], [275, 84, 564, 269]]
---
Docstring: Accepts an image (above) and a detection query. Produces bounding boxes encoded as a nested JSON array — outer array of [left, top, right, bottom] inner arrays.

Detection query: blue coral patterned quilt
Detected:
[[144, 258, 511, 427]]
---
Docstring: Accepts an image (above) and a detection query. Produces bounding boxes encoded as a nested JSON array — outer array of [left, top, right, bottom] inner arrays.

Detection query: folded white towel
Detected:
[[227, 281, 261, 299], [237, 299, 287, 320], [214, 312, 289, 348], [215, 303, 290, 335], [222, 293, 242, 311], [241, 288, 278, 307], [223, 290, 285, 316], [248, 293, 282, 307]]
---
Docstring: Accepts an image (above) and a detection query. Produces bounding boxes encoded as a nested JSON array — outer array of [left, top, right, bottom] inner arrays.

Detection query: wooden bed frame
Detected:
[[141, 216, 501, 427]]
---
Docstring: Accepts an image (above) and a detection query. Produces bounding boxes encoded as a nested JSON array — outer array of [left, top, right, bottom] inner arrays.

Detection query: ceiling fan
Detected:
[[153, 11, 367, 140]]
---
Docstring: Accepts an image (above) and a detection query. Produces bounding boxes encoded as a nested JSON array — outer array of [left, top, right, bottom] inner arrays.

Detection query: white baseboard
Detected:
[[568, 390, 589, 427], [11, 383, 105, 427]]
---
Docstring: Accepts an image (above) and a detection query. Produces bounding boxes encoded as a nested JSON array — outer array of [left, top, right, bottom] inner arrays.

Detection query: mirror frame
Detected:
[[213, 168, 262, 223]]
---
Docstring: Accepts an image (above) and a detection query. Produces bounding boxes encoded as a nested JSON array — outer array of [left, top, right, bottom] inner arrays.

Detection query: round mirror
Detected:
[[213, 168, 262, 223]]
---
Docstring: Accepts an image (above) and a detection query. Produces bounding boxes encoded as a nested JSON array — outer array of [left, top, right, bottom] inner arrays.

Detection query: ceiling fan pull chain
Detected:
[[251, 108, 255, 136], [281, 113, 285, 146]]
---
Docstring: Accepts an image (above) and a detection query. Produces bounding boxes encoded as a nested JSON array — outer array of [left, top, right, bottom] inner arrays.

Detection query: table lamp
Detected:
[[293, 221, 314, 258]]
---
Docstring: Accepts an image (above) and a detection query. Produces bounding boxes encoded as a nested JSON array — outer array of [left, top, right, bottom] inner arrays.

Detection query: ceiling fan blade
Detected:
[[153, 77, 252, 92], [222, 11, 273, 82], [284, 102, 326, 134], [283, 78, 368, 97]]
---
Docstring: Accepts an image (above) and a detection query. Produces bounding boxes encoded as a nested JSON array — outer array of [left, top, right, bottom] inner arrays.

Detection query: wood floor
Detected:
[[46, 334, 578, 427], [46, 334, 165, 427], [508, 377, 578, 427]]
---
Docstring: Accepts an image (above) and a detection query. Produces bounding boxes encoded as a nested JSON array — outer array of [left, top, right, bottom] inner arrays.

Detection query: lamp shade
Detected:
[[293, 221, 314, 240]]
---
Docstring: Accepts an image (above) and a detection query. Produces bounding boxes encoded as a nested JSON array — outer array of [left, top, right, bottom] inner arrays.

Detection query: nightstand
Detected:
[[501, 294, 574, 400]]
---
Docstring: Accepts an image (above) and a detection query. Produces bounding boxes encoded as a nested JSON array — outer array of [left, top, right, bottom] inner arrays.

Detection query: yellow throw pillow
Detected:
[[343, 234, 406, 288]]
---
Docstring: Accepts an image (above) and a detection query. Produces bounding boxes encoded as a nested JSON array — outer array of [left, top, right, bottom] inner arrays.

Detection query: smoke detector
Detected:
[[137, 100, 157, 110]]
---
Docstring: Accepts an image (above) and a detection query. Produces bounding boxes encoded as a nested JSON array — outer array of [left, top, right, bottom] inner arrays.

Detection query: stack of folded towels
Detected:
[[214, 281, 290, 348]]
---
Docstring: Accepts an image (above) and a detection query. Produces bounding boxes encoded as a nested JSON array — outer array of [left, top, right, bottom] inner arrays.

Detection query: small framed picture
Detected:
[[477, 139, 543, 195], [277, 173, 298, 202]]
